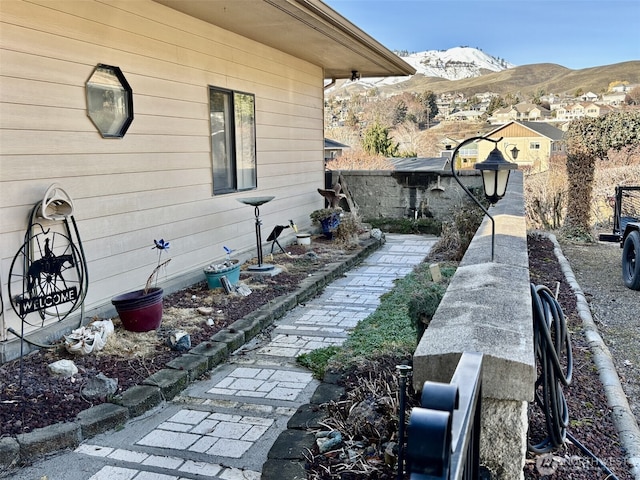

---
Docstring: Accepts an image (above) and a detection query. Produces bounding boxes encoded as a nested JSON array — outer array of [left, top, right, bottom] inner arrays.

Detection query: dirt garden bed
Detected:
[[0, 237, 363, 437]]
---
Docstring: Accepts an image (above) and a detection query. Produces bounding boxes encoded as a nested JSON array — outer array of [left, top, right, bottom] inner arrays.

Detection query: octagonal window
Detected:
[[86, 64, 133, 138]]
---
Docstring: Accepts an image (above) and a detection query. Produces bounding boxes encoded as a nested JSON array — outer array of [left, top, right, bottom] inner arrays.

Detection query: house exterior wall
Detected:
[[0, 0, 325, 340], [482, 123, 553, 171]]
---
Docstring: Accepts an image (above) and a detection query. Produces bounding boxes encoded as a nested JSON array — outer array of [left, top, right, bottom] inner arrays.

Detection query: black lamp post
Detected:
[[450, 136, 518, 261]]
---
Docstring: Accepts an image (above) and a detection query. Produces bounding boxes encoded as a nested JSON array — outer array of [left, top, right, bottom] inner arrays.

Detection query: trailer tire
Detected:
[[622, 230, 640, 290]]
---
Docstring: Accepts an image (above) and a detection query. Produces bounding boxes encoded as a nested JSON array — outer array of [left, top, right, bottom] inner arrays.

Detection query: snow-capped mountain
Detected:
[[335, 47, 515, 91], [402, 46, 515, 80]]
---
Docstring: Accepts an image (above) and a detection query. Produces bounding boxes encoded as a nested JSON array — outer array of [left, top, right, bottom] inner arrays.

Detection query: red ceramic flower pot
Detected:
[[111, 287, 163, 332]]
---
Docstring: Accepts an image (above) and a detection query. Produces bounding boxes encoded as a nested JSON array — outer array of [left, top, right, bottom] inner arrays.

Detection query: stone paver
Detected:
[[10, 234, 436, 480]]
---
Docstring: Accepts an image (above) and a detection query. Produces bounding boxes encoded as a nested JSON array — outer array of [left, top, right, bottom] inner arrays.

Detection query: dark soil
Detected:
[[0, 239, 357, 437], [524, 233, 632, 479]]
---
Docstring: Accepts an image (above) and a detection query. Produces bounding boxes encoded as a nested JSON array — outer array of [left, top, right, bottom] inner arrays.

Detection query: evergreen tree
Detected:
[[417, 90, 438, 127], [345, 108, 359, 128], [392, 99, 408, 125], [362, 122, 399, 157], [531, 88, 546, 105], [487, 96, 507, 115]]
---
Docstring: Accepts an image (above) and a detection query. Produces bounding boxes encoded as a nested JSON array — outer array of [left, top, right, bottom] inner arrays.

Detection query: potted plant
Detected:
[[204, 246, 242, 289], [111, 239, 171, 332], [310, 207, 342, 239]]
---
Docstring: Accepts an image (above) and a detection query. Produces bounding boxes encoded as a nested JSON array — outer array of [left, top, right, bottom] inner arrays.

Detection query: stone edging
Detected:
[[547, 233, 640, 479], [0, 238, 384, 469]]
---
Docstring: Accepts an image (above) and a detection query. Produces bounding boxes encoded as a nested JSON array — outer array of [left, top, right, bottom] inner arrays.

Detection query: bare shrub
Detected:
[[392, 121, 425, 156], [524, 154, 568, 230], [334, 212, 365, 248], [428, 203, 484, 261], [525, 146, 640, 232], [324, 127, 361, 148], [326, 150, 394, 170]]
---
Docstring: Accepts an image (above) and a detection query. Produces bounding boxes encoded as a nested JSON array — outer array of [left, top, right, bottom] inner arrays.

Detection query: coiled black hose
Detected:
[[530, 283, 620, 480], [530, 283, 573, 453]]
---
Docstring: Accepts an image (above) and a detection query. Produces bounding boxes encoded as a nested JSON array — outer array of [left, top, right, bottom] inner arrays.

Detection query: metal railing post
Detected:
[[397, 364, 413, 480], [406, 352, 483, 480]]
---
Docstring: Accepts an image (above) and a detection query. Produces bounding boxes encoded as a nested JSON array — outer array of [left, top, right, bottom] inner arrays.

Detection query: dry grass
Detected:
[[97, 307, 210, 359]]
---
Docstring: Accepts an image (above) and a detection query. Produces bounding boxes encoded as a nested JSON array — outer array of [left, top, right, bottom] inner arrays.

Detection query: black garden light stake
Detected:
[[450, 135, 518, 261]]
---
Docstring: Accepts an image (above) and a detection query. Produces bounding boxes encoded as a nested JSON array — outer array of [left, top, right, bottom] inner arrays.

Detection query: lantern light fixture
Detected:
[[474, 146, 519, 205], [450, 135, 518, 261]]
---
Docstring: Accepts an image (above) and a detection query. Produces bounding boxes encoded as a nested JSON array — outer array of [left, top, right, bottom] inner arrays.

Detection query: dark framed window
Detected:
[[86, 64, 133, 138], [209, 87, 256, 194]]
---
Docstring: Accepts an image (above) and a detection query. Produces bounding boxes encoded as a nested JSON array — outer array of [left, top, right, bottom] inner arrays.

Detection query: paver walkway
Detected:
[[10, 234, 436, 480]]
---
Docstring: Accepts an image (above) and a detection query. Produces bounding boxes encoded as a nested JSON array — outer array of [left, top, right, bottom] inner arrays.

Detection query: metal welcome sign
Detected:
[[14, 234, 80, 317], [7, 185, 88, 342]]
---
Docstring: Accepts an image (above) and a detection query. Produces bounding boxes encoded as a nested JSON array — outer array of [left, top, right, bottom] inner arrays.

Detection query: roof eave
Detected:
[[153, 0, 415, 79]]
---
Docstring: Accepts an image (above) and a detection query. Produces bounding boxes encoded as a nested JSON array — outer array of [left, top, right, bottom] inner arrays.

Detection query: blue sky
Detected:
[[324, 0, 640, 69]]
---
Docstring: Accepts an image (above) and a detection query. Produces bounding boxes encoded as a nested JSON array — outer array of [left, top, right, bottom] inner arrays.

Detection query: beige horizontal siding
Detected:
[[0, 0, 325, 339]]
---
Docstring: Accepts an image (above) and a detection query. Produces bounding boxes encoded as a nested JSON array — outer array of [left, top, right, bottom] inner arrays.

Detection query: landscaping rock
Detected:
[[81, 373, 118, 399], [47, 359, 78, 377]]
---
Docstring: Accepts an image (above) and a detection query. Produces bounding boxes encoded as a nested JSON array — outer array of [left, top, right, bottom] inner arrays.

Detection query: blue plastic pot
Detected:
[[204, 261, 241, 289], [320, 214, 341, 239]]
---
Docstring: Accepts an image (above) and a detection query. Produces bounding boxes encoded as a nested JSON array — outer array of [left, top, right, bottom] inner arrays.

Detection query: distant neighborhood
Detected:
[[328, 81, 639, 128], [438, 82, 637, 125], [324, 72, 639, 173]]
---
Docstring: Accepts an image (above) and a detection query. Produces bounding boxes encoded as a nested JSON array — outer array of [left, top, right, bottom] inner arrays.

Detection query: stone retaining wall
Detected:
[[327, 170, 482, 221], [413, 171, 535, 480]]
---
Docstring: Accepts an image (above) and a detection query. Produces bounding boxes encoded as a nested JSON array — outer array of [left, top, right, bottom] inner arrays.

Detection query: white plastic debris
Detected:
[[236, 284, 252, 296], [64, 319, 114, 356]]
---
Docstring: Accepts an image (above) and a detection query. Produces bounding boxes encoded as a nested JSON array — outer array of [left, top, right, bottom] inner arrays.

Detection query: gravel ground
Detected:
[[559, 238, 640, 424]]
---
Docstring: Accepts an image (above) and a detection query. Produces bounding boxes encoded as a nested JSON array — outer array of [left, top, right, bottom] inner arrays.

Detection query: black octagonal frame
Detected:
[[86, 64, 134, 138]]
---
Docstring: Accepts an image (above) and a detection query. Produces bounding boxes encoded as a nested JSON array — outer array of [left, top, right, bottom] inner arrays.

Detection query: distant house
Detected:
[[438, 137, 460, 151], [453, 141, 480, 169], [324, 138, 350, 162], [601, 92, 627, 106], [611, 83, 639, 93], [447, 110, 484, 122], [0, 0, 414, 350], [580, 91, 599, 102], [479, 121, 565, 172], [555, 102, 616, 120], [491, 103, 551, 124]]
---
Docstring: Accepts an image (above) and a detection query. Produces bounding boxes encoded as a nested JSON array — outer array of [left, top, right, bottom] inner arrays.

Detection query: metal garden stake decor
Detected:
[[7, 184, 89, 386]]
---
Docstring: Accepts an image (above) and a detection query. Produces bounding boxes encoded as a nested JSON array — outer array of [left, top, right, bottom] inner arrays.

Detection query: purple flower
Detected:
[[153, 239, 170, 251]]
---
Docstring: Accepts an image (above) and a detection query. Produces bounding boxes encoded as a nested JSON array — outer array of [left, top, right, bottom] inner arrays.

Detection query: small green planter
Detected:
[[204, 260, 241, 289]]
